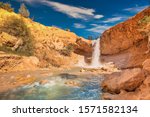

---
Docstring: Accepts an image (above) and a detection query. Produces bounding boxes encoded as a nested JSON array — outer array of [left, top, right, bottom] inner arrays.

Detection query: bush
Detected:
[[88, 36, 93, 40], [19, 3, 30, 18], [0, 2, 14, 12], [61, 44, 74, 56], [65, 28, 70, 32], [139, 15, 150, 24], [0, 16, 34, 56]]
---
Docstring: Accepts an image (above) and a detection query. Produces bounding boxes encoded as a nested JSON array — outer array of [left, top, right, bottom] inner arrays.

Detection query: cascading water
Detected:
[[76, 38, 102, 68], [91, 38, 102, 68]]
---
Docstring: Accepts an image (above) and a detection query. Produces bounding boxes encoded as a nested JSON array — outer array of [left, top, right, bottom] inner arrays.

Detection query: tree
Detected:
[[88, 36, 93, 40], [2, 16, 34, 56], [0, 2, 14, 12], [65, 28, 70, 32], [19, 3, 30, 18]]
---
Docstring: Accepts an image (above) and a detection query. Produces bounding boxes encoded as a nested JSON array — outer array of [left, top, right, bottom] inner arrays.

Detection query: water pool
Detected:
[[0, 73, 103, 100]]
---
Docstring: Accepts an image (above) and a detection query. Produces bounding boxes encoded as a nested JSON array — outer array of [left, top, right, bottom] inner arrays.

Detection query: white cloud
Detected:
[[87, 24, 111, 33], [90, 24, 99, 26], [94, 15, 104, 19], [103, 17, 122, 23], [18, 0, 104, 20], [73, 23, 85, 28], [124, 5, 148, 13]]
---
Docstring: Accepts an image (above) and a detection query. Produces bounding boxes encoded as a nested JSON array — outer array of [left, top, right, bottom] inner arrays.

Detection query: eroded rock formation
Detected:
[[101, 7, 150, 69], [101, 7, 150, 100]]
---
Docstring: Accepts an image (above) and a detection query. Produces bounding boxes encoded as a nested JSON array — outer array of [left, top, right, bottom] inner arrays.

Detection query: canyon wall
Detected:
[[101, 7, 150, 100], [101, 7, 150, 69]]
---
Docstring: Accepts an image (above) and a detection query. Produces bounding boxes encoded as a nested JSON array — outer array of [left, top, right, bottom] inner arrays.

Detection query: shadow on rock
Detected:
[[59, 73, 77, 79]]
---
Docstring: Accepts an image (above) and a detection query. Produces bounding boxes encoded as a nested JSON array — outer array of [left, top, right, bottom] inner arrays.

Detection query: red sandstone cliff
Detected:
[[101, 7, 150, 69], [101, 7, 150, 100]]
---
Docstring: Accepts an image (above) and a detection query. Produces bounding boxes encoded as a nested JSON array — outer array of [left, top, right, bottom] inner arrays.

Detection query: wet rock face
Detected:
[[100, 7, 150, 69], [101, 68, 145, 94]]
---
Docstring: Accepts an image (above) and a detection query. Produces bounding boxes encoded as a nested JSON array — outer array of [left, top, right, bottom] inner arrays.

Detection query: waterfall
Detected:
[[91, 38, 102, 68], [76, 38, 102, 68]]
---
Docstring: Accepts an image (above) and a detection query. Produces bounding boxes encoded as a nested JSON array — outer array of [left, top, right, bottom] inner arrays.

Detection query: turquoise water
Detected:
[[0, 74, 103, 100]]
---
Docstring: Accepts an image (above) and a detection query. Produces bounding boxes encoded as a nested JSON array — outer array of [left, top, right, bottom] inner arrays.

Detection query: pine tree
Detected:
[[0, 2, 14, 12], [19, 3, 30, 18]]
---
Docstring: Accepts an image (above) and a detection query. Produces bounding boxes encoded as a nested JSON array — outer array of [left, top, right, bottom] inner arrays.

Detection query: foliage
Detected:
[[61, 44, 74, 56], [65, 28, 70, 32], [139, 15, 150, 24], [88, 36, 93, 40], [0, 2, 14, 12], [19, 3, 30, 18], [0, 16, 34, 56]]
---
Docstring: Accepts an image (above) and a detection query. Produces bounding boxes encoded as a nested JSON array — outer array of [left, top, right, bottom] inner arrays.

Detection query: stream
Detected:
[[0, 70, 103, 100]]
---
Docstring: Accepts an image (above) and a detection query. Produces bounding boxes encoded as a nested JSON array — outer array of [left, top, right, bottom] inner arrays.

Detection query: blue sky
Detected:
[[1, 0, 149, 39]]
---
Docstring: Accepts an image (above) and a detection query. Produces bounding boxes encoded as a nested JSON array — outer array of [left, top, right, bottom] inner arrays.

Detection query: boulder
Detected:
[[102, 76, 150, 100], [101, 68, 145, 93], [74, 37, 92, 56], [102, 90, 139, 100], [64, 80, 80, 87]]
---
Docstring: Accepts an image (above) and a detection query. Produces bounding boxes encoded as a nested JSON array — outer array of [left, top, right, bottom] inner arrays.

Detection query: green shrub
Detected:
[[61, 44, 74, 56], [139, 15, 150, 24], [0, 16, 34, 56], [65, 28, 70, 32], [88, 36, 93, 40], [0, 2, 14, 12]]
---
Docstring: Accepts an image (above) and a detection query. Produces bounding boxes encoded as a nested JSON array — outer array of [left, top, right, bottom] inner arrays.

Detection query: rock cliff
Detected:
[[101, 7, 150, 100], [101, 7, 150, 69]]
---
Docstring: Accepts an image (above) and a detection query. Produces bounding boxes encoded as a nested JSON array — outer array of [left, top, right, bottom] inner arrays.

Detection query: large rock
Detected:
[[101, 68, 145, 93], [102, 76, 150, 100], [74, 38, 92, 57]]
